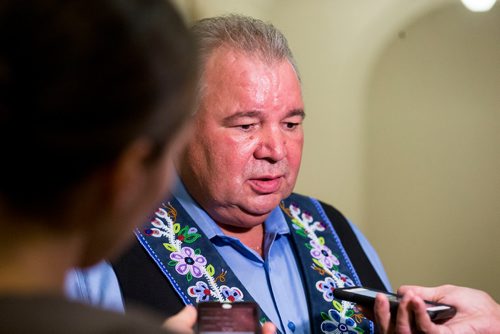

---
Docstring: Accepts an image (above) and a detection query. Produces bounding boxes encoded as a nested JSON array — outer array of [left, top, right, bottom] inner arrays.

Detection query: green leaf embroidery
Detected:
[[320, 311, 331, 321], [194, 248, 201, 255], [312, 258, 324, 269], [184, 233, 202, 243], [186, 272, 193, 282], [333, 300, 343, 312], [354, 327, 365, 333], [178, 225, 190, 236], [168, 260, 177, 267], [206, 265, 215, 277], [295, 229, 308, 238], [318, 236, 325, 245], [345, 310, 354, 317], [304, 243, 313, 250], [173, 223, 180, 234], [163, 243, 177, 252]]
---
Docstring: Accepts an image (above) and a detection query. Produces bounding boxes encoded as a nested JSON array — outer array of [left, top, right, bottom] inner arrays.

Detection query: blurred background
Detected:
[[172, 0, 500, 300]]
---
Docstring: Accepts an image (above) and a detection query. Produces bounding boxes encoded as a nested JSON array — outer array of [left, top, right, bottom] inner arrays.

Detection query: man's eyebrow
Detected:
[[222, 109, 305, 125], [287, 109, 306, 119], [222, 110, 262, 125]]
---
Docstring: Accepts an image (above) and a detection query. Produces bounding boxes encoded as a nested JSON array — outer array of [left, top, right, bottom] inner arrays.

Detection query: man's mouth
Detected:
[[248, 176, 283, 194]]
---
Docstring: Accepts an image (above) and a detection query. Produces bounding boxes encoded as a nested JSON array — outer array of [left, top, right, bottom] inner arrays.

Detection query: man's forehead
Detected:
[[205, 46, 297, 78], [203, 51, 301, 93], [208, 46, 264, 63], [199, 47, 303, 118]]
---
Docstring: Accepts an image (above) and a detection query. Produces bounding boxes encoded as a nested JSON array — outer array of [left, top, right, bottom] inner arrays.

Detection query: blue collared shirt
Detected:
[[65, 179, 391, 334], [174, 180, 310, 334]]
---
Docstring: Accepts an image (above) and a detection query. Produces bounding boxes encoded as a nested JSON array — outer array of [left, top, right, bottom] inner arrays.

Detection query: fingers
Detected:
[[409, 296, 438, 333], [261, 321, 276, 334], [374, 293, 392, 333], [393, 292, 443, 334], [374, 291, 433, 334], [398, 285, 443, 304], [162, 305, 197, 334], [176, 305, 198, 323], [393, 291, 415, 334], [398, 285, 427, 296]]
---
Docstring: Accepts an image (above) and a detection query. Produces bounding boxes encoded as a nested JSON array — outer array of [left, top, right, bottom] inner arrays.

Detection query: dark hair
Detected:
[[0, 0, 197, 215]]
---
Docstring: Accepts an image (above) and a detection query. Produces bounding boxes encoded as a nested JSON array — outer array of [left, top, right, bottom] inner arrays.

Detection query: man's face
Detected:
[[179, 47, 304, 229]]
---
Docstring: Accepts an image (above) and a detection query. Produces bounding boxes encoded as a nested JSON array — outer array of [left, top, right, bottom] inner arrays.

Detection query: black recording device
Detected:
[[197, 301, 261, 334], [333, 286, 456, 322]]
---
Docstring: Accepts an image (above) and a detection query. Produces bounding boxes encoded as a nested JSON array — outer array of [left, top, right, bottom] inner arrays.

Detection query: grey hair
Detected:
[[190, 14, 300, 109], [192, 14, 299, 76]]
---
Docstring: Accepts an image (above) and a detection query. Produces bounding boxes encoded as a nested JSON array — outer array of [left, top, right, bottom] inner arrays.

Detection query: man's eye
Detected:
[[285, 122, 299, 129], [239, 124, 255, 130]]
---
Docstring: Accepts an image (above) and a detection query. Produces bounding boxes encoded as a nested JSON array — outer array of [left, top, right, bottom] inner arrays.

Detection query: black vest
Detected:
[[113, 194, 387, 333]]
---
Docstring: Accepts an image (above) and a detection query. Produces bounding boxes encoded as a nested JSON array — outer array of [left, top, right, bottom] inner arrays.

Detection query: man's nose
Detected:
[[254, 126, 286, 162]]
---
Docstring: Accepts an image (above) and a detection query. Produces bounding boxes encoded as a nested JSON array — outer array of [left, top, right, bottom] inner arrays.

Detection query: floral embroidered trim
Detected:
[[281, 201, 366, 334], [144, 203, 244, 303]]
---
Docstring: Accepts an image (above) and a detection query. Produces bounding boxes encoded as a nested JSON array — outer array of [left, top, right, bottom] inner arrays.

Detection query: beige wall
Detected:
[[365, 4, 500, 298], [173, 0, 500, 300]]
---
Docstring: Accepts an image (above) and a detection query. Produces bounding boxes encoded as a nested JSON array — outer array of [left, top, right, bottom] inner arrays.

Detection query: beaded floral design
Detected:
[[144, 203, 244, 303], [282, 202, 366, 334]]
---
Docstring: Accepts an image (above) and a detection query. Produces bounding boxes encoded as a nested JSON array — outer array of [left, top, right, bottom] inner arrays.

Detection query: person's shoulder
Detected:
[[0, 294, 166, 334], [67, 299, 166, 334], [70, 300, 166, 333]]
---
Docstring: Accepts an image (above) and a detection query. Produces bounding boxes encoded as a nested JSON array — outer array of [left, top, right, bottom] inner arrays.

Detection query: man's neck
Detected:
[[217, 222, 265, 256]]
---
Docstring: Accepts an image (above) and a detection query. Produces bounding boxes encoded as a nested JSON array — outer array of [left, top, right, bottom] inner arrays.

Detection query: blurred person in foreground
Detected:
[[372, 284, 500, 334], [67, 14, 391, 334], [0, 0, 201, 332]]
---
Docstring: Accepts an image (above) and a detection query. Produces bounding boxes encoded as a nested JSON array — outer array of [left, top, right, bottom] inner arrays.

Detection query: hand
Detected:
[[161, 305, 276, 334], [162, 305, 197, 334], [374, 284, 500, 334], [262, 321, 277, 334], [373, 289, 418, 334]]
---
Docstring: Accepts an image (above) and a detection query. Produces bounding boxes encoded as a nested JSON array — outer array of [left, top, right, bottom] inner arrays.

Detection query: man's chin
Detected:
[[242, 194, 285, 216]]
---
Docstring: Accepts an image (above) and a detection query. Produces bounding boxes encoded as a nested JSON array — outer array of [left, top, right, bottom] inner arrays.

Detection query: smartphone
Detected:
[[333, 286, 456, 322], [196, 302, 261, 334]]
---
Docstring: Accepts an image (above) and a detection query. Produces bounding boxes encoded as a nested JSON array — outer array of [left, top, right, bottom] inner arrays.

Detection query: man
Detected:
[[0, 0, 198, 332], [67, 14, 390, 334], [373, 285, 500, 333]]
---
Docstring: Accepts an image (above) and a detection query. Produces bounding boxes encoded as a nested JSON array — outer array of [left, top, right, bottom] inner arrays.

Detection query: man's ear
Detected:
[[108, 138, 154, 213]]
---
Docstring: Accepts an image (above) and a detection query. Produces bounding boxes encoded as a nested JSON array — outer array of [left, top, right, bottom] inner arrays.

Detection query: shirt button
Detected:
[[287, 321, 296, 332]]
